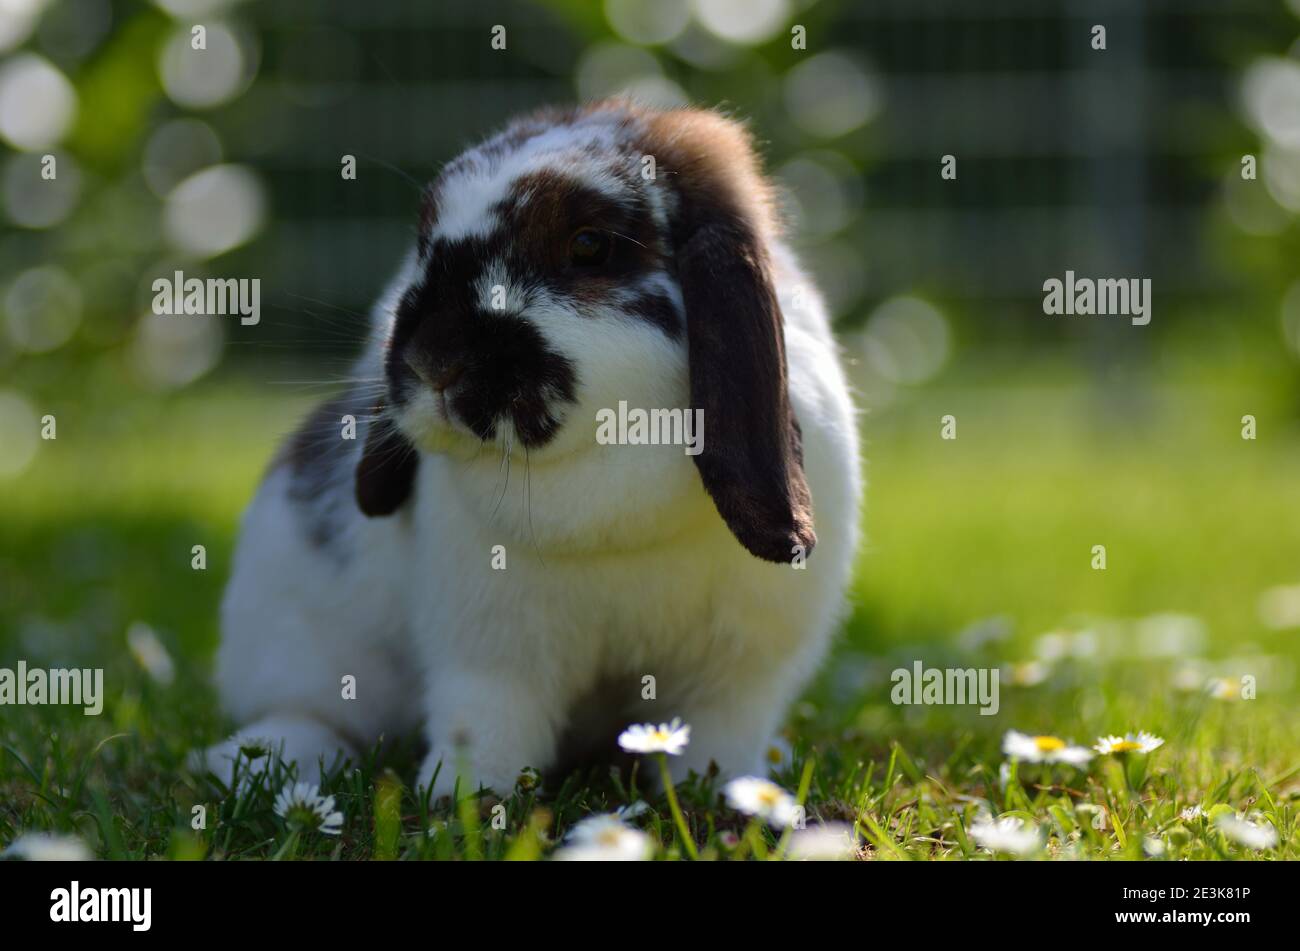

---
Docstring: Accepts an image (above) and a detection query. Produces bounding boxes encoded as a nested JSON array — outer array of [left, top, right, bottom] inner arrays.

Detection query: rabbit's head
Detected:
[[357, 101, 815, 563]]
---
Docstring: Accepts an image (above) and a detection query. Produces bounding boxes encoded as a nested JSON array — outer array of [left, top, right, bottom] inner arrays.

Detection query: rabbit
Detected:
[[200, 100, 863, 799]]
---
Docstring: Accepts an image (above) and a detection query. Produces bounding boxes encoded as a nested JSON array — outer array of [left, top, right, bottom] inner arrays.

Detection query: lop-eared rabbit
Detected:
[[204, 101, 862, 797]]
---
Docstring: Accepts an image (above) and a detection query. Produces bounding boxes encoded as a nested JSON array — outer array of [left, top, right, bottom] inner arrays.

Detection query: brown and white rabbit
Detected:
[[202, 100, 863, 797]]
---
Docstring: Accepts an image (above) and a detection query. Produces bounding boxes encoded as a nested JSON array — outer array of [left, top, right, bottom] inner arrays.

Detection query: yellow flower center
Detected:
[[757, 788, 779, 806], [1111, 740, 1142, 752], [1033, 736, 1066, 752], [650, 729, 668, 742], [597, 829, 621, 846]]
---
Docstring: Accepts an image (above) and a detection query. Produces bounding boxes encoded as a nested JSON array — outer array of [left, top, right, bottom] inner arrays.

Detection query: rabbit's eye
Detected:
[[567, 228, 612, 267]]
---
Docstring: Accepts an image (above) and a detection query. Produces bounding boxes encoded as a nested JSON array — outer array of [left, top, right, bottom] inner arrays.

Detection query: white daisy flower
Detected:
[[1002, 730, 1093, 766], [724, 776, 799, 828], [969, 815, 1042, 856], [1007, 660, 1051, 687], [617, 717, 690, 756], [273, 782, 344, 836], [1172, 663, 1211, 692], [0, 833, 93, 861], [1179, 804, 1205, 822], [1205, 677, 1241, 701], [1093, 731, 1165, 755], [787, 823, 858, 860], [1142, 836, 1166, 857], [1215, 814, 1279, 850], [553, 815, 652, 861]]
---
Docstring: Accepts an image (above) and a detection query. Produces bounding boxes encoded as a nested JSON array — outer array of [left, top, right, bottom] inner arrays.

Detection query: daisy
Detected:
[[1093, 731, 1164, 755], [1007, 660, 1050, 687], [1172, 663, 1211, 692], [273, 782, 344, 836], [553, 815, 652, 861], [0, 833, 93, 861], [1179, 804, 1205, 822], [515, 766, 541, 791], [1215, 814, 1279, 850], [617, 717, 690, 755], [1002, 730, 1093, 766], [969, 815, 1042, 856], [787, 823, 858, 860], [724, 776, 799, 828], [1205, 677, 1240, 701]]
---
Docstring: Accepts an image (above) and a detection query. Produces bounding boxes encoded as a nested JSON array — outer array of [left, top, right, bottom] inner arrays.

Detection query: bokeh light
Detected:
[[858, 296, 952, 387], [691, 0, 789, 46], [575, 41, 687, 107], [0, 0, 48, 54], [158, 20, 255, 109], [783, 51, 880, 139], [4, 265, 81, 353], [0, 52, 76, 150], [1259, 583, 1300, 629], [3, 149, 81, 228], [605, 0, 690, 46], [669, 23, 742, 71], [36, 0, 112, 60], [1221, 165, 1290, 236], [1135, 613, 1207, 658], [129, 309, 223, 389], [1261, 144, 1300, 213], [776, 151, 862, 239], [1241, 57, 1300, 150], [163, 163, 266, 258]]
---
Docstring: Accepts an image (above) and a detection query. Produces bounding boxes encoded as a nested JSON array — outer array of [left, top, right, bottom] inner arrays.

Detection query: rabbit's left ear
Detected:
[[355, 409, 418, 516], [649, 110, 815, 564], [677, 222, 815, 564]]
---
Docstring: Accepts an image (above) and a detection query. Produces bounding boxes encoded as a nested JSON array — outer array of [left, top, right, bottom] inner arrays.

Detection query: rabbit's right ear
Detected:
[[647, 109, 815, 564], [355, 408, 418, 517]]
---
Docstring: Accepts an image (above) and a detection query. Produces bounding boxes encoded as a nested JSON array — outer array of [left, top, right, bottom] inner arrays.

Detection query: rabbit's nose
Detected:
[[405, 355, 465, 393]]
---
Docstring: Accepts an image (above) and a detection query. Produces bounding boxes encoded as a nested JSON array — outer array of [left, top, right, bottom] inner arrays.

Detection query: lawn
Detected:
[[1, 363, 1297, 860]]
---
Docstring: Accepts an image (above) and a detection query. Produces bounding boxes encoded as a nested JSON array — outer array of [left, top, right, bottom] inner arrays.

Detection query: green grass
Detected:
[[1, 369, 1297, 860]]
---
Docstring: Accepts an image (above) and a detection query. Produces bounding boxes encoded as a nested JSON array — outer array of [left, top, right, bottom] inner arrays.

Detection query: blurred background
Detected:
[[2, 0, 1299, 741]]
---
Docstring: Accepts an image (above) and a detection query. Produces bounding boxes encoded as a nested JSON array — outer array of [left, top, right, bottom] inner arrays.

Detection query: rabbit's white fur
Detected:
[[206, 105, 862, 796]]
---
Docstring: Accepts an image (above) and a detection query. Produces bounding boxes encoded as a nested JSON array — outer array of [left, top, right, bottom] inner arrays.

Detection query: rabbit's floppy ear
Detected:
[[647, 110, 815, 564], [355, 405, 418, 517]]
